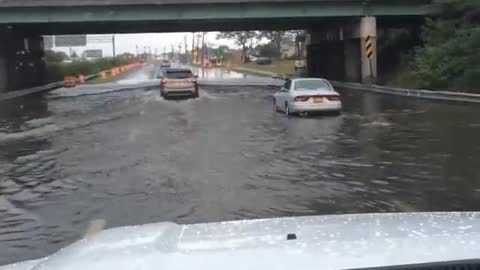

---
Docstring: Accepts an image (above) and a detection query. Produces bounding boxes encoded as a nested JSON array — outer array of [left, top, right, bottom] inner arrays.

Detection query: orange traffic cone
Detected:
[[78, 74, 85, 84], [64, 76, 77, 88]]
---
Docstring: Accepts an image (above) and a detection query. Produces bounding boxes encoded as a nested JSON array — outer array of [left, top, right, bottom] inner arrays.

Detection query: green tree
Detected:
[[44, 50, 68, 63], [217, 31, 256, 63], [259, 31, 286, 51], [256, 43, 280, 58], [286, 30, 306, 59], [411, 0, 480, 91]]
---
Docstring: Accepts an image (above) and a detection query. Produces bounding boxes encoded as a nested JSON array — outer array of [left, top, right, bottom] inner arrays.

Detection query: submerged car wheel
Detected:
[[273, 99, 279, 112]]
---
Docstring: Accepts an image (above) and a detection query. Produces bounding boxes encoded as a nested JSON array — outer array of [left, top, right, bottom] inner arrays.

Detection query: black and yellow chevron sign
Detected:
[[365, 35, 373, 59]]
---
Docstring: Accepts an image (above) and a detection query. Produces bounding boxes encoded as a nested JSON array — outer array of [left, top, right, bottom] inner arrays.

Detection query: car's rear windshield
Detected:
[[165, 70, 193, 79], [294, 80, 333, 91], [161, 60, 169, 63]]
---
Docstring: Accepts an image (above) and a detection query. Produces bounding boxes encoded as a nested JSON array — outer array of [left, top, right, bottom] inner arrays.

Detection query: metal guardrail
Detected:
[[223, 68, 480, 104], [0, 63, 144, 102], [0, 74, 99, 102], [331, 81, 480, 104]]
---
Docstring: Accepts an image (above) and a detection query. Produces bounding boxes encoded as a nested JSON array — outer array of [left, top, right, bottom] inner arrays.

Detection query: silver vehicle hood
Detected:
[[2, 212, 480, 270]]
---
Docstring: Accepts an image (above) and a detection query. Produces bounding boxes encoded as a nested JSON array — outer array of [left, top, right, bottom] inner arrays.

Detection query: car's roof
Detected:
[[291, 78, 328, 82], [164, 68, 192, 73]]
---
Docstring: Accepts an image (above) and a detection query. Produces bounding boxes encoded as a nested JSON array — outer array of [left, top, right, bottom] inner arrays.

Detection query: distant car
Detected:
[[160, 59, 171, 68], [255, 57, 272, 65], [273, 78, 341, 116], [294, 60, 306, 71], [160, 68, 199, 99]]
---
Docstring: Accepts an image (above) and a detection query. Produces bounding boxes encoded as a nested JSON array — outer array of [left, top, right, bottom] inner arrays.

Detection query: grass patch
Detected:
[[385, 55, 420, 89]]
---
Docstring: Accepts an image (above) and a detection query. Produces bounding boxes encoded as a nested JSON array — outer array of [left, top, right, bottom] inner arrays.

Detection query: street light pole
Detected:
[[191, 32, 195, 64], [112, 35, 116, 57], [201, 32, 205, 66]]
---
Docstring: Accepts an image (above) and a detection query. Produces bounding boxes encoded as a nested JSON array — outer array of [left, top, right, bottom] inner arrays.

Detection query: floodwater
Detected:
[[1, 64, 480, 264]]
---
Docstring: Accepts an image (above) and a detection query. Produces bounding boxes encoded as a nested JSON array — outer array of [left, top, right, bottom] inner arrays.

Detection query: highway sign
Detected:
[[85, 49, 103, 58], [55, 35, 87, 47]]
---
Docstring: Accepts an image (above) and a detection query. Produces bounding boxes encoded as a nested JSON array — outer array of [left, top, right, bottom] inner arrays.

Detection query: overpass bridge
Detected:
[[0, 0, 432, 91]]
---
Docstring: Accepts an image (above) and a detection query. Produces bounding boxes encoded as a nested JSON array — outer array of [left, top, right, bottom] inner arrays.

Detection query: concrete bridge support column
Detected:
[[344, 39, 361, 82], [306, 17, 377, 83], [0, 39, 8, 92], [359, 16, 377, 83], [0, 33, 46, 92], [306, 30, 345, 81]]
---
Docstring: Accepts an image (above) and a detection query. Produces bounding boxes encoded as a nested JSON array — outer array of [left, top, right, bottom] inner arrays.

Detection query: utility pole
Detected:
[[184, 35, 188, 55], [196, 33, 201, 63], [191, 32, 195, 64], [204, 33, 208, 62], [112, 35, 116, 57], [201, 32, 205, 66]]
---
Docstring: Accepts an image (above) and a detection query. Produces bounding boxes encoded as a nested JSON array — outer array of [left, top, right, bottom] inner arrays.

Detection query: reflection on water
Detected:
[[187, 65, 249, 79], [1, 70, 480, 264]]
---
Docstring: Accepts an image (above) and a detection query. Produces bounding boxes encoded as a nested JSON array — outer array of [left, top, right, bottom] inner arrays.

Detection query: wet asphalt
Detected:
[[1, 64, 480, 264]]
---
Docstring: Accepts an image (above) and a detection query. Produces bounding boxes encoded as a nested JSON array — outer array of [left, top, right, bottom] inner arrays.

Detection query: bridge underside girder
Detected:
[[0, 1, 430, 34], [4, 16, 423, 35], [0, 1, 429, 91]]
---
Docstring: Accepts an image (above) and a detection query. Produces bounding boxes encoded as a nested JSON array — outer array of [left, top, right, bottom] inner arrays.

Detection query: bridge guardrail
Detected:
[[331, 81, 480, 104], [0, 62, 145, 102], [0, 74, 99, 102]]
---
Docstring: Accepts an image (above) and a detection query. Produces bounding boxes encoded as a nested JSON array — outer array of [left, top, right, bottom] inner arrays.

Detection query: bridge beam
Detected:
[[0, 32, 46, 92], [306, 29, 346, 81], [306, 16, 377, 83]]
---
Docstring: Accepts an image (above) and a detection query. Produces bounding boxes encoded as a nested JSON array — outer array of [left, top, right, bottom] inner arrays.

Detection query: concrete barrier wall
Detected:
[[0, 62, 144, 102], [0, 74, 98, 102]]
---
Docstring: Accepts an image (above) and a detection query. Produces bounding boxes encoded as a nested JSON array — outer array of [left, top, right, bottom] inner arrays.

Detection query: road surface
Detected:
[[0, 64, 480, 265]]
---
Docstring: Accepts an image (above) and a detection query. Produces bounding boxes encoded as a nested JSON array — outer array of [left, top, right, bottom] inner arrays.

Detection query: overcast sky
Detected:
[[53, 32, 238, 57]]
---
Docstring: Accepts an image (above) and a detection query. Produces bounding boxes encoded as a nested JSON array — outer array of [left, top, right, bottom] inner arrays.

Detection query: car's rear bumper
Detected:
[[291, 102, 341, 112], [162, 87, 197, 97]]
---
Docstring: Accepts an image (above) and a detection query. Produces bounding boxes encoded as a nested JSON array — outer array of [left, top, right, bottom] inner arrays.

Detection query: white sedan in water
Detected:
[[273, 78, 342, 116]]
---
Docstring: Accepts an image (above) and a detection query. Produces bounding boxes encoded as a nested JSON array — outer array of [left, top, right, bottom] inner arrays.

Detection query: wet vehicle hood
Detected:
[[2, 212, 479, 270]]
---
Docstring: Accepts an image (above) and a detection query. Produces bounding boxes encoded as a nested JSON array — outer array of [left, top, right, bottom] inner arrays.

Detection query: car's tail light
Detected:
[[294, 96, 310, 102], [161, 79, 168, 84], [326, 95, 341, 101], [191, 78, 197, 83]]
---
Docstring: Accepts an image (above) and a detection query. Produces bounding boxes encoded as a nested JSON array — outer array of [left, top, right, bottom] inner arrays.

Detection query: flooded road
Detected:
[[1, 64, 480, 264]]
